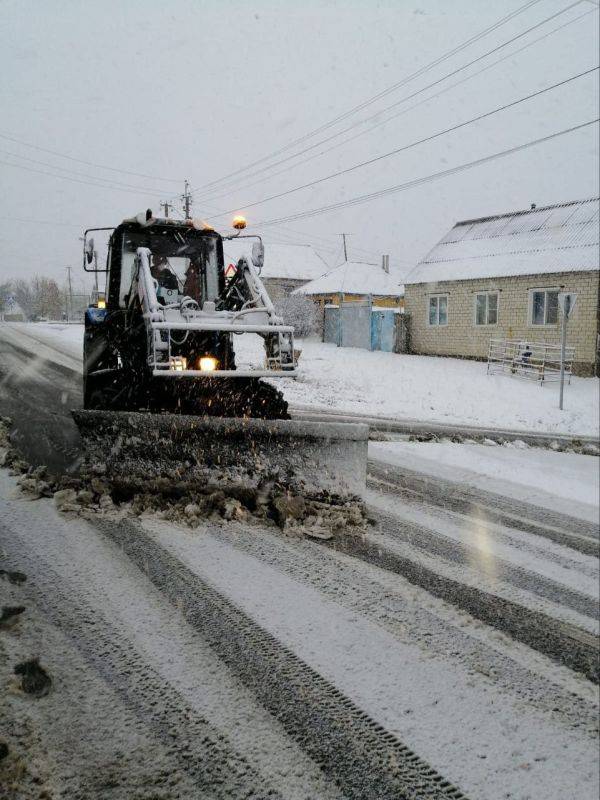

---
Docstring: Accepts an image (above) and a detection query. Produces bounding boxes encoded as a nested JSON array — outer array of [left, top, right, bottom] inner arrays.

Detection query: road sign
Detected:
[[558, 292, 577, 318]]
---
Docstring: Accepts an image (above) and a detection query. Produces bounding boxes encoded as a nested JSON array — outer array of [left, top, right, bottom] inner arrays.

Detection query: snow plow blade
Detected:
[[72, 410, 368, 501]]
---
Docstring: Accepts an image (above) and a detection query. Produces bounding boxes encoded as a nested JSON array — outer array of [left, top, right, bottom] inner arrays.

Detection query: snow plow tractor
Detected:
[[73, 210, 368, 503]]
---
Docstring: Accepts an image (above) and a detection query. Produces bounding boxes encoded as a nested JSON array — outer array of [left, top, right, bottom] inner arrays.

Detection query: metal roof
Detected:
[[408, 197, 599, 284], [222, 241, 329, 281], [293, 261, 404, 297]]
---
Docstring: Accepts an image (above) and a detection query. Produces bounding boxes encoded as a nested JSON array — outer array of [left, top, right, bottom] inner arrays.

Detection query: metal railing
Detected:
[[487, 338, 574, 385]]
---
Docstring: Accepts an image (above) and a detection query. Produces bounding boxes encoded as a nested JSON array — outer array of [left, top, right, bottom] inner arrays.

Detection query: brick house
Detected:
[[404, 198, 599, 375], [222, 241, 328, 301]]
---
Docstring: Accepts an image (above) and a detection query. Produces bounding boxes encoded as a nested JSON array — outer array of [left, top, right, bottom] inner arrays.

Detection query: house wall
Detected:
[[262, 277, 309, 301], [404, 270, 599, 375]]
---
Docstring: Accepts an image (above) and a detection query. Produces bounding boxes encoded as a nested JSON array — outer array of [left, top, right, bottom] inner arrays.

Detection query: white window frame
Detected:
[[474, 291, 499, 326], [529, 287, 560, 327], [427, 294, 448, 327]]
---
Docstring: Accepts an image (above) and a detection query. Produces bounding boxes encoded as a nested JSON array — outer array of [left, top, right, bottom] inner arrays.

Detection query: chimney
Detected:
[[382, 254, 390, 273]]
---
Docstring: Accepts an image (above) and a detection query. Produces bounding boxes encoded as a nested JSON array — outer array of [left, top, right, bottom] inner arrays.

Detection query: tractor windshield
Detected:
[[120, 227, 221, 307]]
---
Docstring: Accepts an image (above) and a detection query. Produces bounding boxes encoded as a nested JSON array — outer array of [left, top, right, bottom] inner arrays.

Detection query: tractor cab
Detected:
[[80, 210, 296, 412]]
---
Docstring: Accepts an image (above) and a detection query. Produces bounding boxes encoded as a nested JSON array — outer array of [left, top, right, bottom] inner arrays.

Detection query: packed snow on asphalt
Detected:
[[0, 320, 598, 800]]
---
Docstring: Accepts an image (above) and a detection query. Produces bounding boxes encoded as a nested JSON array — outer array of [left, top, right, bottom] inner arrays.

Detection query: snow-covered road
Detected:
[[0, 320, 598, 799]]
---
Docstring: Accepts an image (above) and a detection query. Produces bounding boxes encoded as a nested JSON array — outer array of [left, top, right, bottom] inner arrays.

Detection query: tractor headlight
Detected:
[[198, 356, 218, 372]]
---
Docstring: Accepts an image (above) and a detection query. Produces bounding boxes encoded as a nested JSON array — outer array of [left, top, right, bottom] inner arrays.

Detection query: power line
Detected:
[[192, 0, 546, 194], [2, 216, 84, 227], [193, 6, 597, 208], [195, 0, 587, 204], [0, 131, 181, 183], [255, 119, 599, 227], [0, 148, 173, 194], [0, 159, 167, 197], [206, 67, 598, 219]]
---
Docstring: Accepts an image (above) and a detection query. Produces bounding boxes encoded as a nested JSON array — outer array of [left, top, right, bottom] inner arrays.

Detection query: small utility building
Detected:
[[294, 260, 404, 351], [222, 241, 328, 301], [293, 260, 404, 309], [404, 198, 599, 375]]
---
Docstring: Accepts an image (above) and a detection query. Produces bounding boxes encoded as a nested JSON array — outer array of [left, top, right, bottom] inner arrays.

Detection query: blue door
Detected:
[[371, 309, 395, 351]]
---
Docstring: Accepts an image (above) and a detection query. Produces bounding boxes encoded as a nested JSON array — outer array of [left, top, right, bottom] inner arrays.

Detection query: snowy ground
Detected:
[[274, 337, 599, 437], [7, 322, 598, 437], [370, 439, 599, 522], [1, 321, 599, 800]]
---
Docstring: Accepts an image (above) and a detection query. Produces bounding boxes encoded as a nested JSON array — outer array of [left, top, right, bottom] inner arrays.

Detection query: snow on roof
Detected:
[[408, 197, 599, 284], [222, 241, 329, 281], [293, 260, 404, 297]]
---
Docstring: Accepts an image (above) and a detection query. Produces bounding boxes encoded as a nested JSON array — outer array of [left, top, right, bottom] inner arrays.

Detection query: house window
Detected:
[[475, 292, 498, 325], [428, 295, 448, 326], [531, 289, 559, 325]]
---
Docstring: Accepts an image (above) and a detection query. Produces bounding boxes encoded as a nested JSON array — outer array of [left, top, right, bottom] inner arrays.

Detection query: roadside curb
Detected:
[[290, 406, 600, 452]]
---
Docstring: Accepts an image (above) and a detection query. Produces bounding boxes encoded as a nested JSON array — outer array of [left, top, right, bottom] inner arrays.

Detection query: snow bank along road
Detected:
[[0, 322, 598, 799]]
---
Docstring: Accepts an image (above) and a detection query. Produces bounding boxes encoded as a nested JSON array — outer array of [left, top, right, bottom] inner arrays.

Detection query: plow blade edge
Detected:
[[72, 410, 368, 501]]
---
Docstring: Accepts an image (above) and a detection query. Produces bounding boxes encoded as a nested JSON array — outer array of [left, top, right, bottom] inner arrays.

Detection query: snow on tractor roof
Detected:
[[293, 260, 404, 297], [222, 241, 329, 281], [409, 197, 599, 285]]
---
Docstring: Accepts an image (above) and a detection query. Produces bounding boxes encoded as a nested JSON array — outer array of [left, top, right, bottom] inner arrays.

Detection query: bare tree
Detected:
[[4, 276, 66, 320], [274, 294, 317, 338], [12, 280, 34, 318]]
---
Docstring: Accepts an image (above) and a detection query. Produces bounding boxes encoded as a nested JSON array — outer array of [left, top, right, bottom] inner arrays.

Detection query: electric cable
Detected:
[[254, 118, 599, 227], [205, 67, 598, 219]]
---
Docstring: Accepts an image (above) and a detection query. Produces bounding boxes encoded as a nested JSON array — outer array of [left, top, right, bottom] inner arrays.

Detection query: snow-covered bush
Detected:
[[274, 294, 317, 338]]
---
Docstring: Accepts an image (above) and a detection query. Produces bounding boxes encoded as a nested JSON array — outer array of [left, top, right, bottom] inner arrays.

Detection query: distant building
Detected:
[[293, 260, 404, 309], [222, 241, 329, 301], [404, 197, 599, 376]]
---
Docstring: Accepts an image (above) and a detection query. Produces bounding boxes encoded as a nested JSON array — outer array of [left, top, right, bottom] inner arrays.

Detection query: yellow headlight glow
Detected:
[[199, 356, 218, 372], [232, 215, 247, 230]]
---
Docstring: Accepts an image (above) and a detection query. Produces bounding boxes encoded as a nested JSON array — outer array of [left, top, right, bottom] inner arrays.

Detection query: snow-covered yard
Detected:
[[7, 323, 599, 437], [268, 337, 598, 437]]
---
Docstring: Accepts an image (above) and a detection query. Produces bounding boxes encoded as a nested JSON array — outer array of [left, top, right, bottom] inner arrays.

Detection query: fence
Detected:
[[341, 301, 372, 349], [323, 302, 399, 351], [487, 338, 574, 384]]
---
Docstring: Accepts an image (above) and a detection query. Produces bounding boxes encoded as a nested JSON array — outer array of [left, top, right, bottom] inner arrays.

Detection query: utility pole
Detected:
[[181, 180, 192, 219], [338, 233, 351, 262], [66, 266, 73, 322], [558, 292, 577, 410], [161, 200, 174, 218]]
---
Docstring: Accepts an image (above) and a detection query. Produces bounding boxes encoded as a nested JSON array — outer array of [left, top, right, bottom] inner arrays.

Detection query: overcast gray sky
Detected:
[[1, 0, 598, 293]]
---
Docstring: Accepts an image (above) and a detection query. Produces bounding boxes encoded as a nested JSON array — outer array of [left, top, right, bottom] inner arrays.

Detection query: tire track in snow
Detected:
[[368, 461, 599, 556], [325, 527, 599, 683], [94, 517, 469, 800], [199, 521, 599, 729], [367, 500, 599, 621], [0, 532, 281, 800]]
